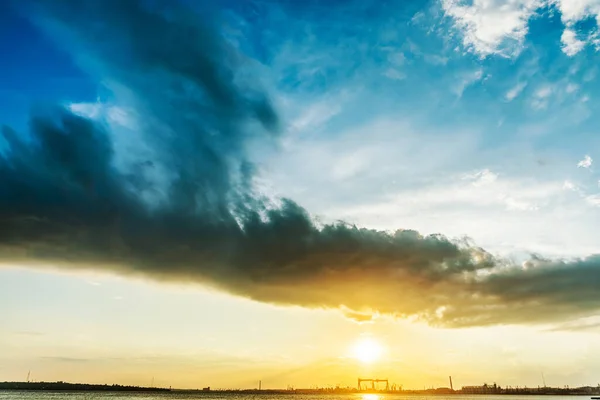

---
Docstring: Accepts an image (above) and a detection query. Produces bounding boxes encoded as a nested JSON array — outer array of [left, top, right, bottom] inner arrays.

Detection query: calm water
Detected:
[[0, 394, 594, 400]]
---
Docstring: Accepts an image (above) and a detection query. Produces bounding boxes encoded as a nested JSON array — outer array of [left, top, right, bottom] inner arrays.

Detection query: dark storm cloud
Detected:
[[2, 0, 600, 328]]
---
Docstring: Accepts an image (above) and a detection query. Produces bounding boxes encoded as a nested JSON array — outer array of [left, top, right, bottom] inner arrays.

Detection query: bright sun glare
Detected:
[[351, 337, 383, 364]]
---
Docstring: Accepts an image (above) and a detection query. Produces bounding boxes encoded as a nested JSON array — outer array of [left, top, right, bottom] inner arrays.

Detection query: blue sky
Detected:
[[230, 0, 600, 257], [0, 4, 94, 131], [2, 0, 600, 388]]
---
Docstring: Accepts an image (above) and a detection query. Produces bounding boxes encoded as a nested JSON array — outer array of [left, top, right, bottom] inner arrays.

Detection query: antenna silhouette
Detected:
[[542, 372, 546, 388]]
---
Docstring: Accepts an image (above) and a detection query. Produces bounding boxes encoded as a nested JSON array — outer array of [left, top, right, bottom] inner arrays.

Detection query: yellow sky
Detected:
[[1, 267, 599, 390]]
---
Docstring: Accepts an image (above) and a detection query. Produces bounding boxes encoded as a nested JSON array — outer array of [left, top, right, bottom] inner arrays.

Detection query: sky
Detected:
[[2, 0, 600, 390]]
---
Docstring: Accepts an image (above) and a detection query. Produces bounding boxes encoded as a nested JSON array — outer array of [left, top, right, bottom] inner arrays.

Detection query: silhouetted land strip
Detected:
[[0, 381, 170, 392], [1, 381, 599, 395]]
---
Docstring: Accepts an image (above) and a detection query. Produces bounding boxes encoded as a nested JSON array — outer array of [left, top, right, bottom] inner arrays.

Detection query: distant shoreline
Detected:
[[1, 382, 599, 396], [0, 381, 169, 392]]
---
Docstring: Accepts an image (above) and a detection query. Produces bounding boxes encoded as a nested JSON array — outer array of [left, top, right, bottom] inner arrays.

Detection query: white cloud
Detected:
[[68, 102, 102, 119], [334, 173, 556, 216], [505, 81, 528, 101], [331, 150, 371, 180], [562, 178, 600, 208], [317, 171, 599, 257], [577, 154, 593, 168], [585, 194, 600, 206], [563, 179, 578, 191], [453, 69, 483, 97], [262, 117, 483, 212], [106, 107, 136, 129], [530, 85, 554, 110], [463, 168, 499, 186], [424, 54, 450, 65], [264, 115, 600, 261], [565, 82, 579, 93], [68, 101, 137, 129], [287, 98, 342, 135], [442, 0, 542, 57], [387, 51, 406, 66], [553, 0, 600, 25], [505, 196, 539, 211], [442, 0, 600, 57], [535, 85, 553, 98], [591, 31, 600, 51], [383, 68, 407, 81], [554, 0, 600, 55], [551, 0, 600, 56], [381, 49, 407, 80], [561, 28, 587, 56]]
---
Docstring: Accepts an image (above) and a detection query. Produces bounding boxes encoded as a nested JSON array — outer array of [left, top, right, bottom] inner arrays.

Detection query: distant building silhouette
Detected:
[[462, 383, 501, 394]]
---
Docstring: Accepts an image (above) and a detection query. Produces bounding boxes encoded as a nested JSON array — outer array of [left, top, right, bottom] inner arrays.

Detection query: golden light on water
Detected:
[[351, 337, 383, 364], [361, 394, 381, 400]]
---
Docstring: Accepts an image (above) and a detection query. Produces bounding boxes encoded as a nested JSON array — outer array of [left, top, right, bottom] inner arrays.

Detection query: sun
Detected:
[[351, 337, 383, 364]]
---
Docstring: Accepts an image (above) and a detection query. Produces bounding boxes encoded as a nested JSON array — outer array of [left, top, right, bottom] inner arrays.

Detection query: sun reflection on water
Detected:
[[361, 394, 381, 400]]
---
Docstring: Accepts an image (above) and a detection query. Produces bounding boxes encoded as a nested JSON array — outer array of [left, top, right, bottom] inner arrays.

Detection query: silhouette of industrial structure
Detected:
[[357, 378, 389, 391]]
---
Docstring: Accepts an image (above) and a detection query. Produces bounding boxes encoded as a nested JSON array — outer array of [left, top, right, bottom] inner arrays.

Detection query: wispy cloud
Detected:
[[505, 82, 527, 101], [383, 68, 407, 81], [453, 69, 483, 98], [463, 168, 498, 186], [531, 84, 554, 110]]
